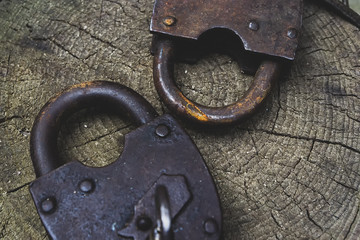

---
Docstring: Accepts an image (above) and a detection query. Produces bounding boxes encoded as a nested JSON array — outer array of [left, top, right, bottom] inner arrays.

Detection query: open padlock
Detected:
[[29, 81, 222, 239], [150, 0, 303, 125]]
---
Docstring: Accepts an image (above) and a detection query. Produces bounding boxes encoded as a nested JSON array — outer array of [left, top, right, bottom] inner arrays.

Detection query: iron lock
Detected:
[[150, 0, 303, 125], [29, 81, 222, 239]]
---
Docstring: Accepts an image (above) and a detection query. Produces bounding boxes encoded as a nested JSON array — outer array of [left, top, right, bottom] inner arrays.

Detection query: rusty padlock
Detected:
[[150, 0, 303, 125], [29, 81, 222, 239]]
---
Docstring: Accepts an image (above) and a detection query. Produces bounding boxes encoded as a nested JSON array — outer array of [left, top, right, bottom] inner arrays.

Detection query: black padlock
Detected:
[[29, 81, 222, 239]]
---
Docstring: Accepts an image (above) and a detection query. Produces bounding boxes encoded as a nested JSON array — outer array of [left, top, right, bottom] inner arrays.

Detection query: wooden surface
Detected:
[[0, 0, 359, 239]]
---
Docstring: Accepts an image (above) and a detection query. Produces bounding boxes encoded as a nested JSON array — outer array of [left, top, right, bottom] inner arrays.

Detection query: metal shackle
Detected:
[[30, 81, 158, 178], [153, 38, 281, 125]]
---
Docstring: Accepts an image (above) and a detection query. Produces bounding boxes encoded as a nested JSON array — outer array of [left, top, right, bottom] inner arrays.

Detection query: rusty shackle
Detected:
[[150, 0, 303, 125], [153, 38, 281, 124], [30, 81, 158, 177]]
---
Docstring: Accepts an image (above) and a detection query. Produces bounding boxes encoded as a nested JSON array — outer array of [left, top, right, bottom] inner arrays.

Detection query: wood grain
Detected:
[[0, 0, 359, 239]]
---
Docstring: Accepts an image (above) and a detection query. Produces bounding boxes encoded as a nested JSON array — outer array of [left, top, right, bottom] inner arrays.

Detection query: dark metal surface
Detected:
[[153, 38, 281, 125], [150, 0, 360, 125], [150, 0, 293, 125], [119, 175, 189, 240], [151, 0, 303, 60], [30, 81, 158, 178], [29, 81, 222, 239]]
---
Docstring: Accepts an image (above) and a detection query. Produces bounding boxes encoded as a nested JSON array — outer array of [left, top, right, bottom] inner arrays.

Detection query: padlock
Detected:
[[150, 0, 303, 125], [29, 81, 222, 239]]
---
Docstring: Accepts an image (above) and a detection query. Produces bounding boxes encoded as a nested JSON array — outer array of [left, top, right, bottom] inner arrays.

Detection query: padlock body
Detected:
[[30, 114, 222, 240], [151, 0, 303, 60]]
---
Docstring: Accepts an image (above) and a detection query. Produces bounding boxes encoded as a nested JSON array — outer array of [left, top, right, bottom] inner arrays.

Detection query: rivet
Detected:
[[41, 197, 56, 214], [79, 179, 95, 193], [163, 16, 176, 26], [287, 28, 298, 39], [248, 20, 259, 31], [155, 124, 170, 138], [204, 219, 218, 235], [136, 216, 153, 231]]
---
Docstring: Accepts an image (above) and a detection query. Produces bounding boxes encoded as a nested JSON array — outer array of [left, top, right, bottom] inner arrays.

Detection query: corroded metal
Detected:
[[153, 38, 281, 125], [30, 81, 158, 178], [151, 0, 294, 125], [29, 81, 222, 239], [151, 0, 303, 60], [118, 175, 189, 240]]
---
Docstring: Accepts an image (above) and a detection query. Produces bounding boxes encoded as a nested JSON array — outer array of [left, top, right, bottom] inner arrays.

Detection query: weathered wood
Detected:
[[0, 0, 359, 239]]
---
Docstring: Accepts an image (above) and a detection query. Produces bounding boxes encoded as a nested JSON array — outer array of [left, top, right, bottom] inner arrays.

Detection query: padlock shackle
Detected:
[[30, 81, 158, 178], [153, 38, 281, 125]]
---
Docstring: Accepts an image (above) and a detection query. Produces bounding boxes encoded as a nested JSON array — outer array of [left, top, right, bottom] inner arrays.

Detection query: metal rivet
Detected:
[[41, 197, 56, 214], [248, 20, 259, 31], [155, 124, 170, 138], [136, 216, 153, 231], [79, 179, 95, 193], [204, 219, 218, 235], [287, 28, 298, 39], [163, 16, 176, 26]]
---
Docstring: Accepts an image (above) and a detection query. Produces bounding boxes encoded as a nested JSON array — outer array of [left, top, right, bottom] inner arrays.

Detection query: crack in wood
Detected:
[[6, 181, 31, 194], [61, 123, 131, 150], [344, 204, 360, 240], [0, 115, 23, 124], [245, 128, 360, 155], [306, 209, 324, 232]]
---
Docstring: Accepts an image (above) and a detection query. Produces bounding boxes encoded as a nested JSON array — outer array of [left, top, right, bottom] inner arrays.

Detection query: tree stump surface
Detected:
[[0, 0, 359, 239]]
